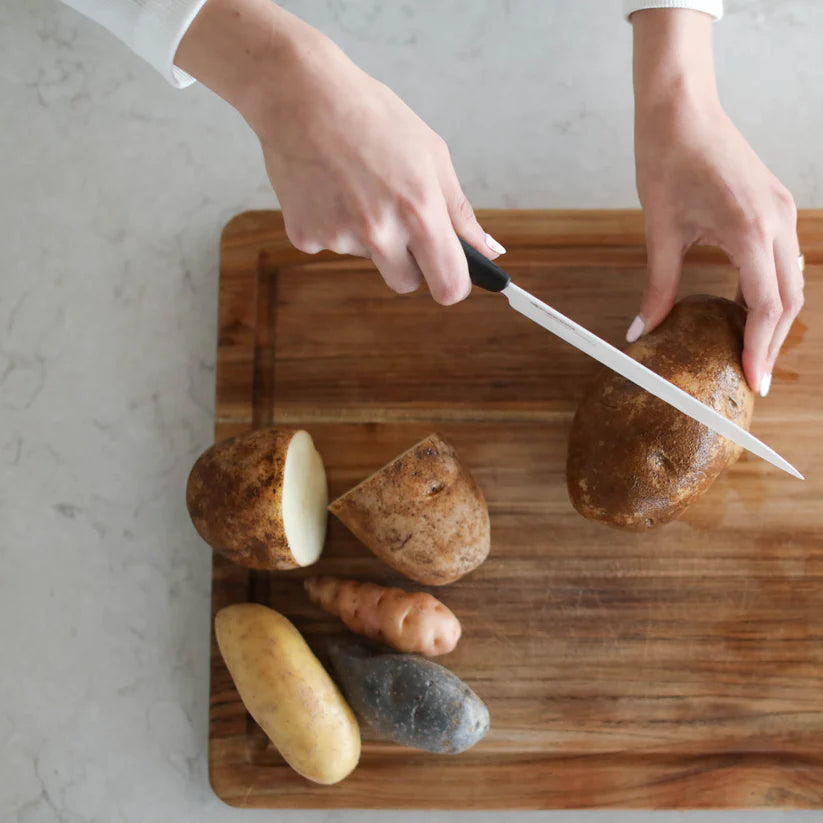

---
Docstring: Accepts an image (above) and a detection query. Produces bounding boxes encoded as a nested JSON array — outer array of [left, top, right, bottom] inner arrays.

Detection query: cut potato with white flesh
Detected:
[[282, 431, 328, 564], [186, 428, 327, 570], [215, 603, 360, 784], [329, 434, 490, 585]]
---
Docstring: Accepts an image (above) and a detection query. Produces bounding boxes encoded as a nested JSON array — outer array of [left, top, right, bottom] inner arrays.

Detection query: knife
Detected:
[[460, 238, 803, 480]]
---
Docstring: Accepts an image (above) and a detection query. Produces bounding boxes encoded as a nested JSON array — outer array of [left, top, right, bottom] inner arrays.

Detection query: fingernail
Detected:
[[626, 314, 645, 343], [759, 372, 772, 398], [485, 233, 506, 255]]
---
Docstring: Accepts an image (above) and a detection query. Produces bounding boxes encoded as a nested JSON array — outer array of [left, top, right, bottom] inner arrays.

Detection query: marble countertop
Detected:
[[2, 1, 820, 821]]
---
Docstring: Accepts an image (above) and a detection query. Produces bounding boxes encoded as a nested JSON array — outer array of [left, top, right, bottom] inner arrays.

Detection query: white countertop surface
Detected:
[[2, 1, 821, 821]]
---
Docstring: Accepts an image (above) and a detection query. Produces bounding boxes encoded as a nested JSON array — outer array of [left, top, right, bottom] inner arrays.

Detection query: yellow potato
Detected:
[[214, 603, 360, 785]]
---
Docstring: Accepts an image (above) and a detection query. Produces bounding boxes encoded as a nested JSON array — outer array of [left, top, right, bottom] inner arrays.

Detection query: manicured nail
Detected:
[[626, 314, 645, 343], [759, 372, 772, 398], [485, 233, 506, 255]]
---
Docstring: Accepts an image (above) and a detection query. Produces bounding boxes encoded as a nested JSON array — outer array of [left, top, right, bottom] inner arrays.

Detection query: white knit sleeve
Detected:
[[623, 1, 723, 21], [59, 0, 209, 88]]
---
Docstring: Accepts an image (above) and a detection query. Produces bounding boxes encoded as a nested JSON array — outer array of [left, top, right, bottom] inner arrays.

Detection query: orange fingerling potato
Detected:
[[304, 576, 461, 657]]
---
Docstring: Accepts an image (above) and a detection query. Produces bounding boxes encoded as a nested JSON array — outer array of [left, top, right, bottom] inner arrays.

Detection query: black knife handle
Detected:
[[459, 237, 511, 292]]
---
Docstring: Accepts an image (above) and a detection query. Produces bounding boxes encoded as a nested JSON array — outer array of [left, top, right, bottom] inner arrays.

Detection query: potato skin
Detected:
[[567, 296, 755, 530], [304, 576, 462, 656], [186, 427, 317, 570], [326, 637, 489, 754], [214, 603, 360, 785], [329, 434, 490, 585]]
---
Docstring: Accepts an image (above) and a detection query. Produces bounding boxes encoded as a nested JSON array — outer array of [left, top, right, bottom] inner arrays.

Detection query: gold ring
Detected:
[[798, 253, 805, 272]]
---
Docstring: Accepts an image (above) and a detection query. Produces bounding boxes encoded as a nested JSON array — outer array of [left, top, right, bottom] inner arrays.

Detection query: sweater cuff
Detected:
[[623, 1, 723, 21], [132, 0, 210, 88]]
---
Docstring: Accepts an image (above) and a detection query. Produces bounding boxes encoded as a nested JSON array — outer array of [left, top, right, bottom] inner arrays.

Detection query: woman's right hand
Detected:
[[176, 0, 505, 304]]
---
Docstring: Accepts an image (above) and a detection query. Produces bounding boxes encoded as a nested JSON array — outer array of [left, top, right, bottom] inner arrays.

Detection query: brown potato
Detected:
[[329, 434, 490, 585], [566, 295, 755, 530], [186, 427, 327, 569]]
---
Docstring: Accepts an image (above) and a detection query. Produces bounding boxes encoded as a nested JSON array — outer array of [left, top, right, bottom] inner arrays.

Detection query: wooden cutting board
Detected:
[[208, 210, 823, 809]]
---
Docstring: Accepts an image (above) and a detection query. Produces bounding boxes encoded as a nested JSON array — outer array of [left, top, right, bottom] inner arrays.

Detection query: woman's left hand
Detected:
[[631, 9, 803, 397]]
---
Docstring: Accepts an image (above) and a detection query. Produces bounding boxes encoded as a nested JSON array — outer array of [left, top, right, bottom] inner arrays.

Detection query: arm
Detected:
[[629, 8, 802, 397], [61, 0, 504, 304], [175, 0, 506, 304]]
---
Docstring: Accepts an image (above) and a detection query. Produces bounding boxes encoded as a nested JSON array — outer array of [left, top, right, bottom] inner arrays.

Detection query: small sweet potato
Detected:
[[304, 576, 461, 656]]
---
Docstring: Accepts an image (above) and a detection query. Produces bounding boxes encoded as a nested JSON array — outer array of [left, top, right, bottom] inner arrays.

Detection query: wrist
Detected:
[[632, 9, 720, 118], [175, 0, 332, 136]]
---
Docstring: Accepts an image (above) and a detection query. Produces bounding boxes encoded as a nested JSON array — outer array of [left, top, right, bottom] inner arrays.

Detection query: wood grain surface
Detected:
[[208, 210, 823, 809]]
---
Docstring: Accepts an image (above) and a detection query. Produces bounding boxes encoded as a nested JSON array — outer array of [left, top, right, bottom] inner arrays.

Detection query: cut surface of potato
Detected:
[[186, 427, 327, 569], [329, 434, 490, 585], [282, 430, 328, 566]]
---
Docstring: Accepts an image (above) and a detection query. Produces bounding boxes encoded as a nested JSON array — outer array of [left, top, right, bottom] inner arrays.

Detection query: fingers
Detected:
[[285, 200, 471, 304], [284, 215, 366, 258], [764, 236, 805, 375], [370, 246, 424, 294], [286, 215, 425, 295], [283, 134, 490, 305], [629, 225, 683, 342], [738, 245, 781, 396], [440, 166, 506, 260], [407, 197, 472, 305], [735, 185, 802, 396]]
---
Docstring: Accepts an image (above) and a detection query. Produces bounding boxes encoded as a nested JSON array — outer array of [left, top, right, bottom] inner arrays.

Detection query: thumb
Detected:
[[443, 172, 506, 260], [628, 227, 684, 342]]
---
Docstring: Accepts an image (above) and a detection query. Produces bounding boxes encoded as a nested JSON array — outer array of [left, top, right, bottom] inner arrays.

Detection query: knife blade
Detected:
[[459, 238, 803, 480]]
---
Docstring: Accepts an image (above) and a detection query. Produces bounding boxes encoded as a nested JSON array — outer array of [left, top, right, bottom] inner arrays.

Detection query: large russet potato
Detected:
[[186, 427, 327, 570], [214, 603, 360, 785], [566, 295, 755, 530], [329, 434, 490, 585]]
